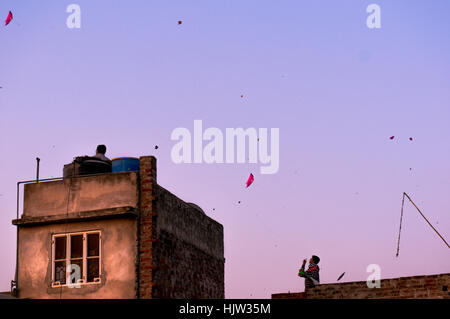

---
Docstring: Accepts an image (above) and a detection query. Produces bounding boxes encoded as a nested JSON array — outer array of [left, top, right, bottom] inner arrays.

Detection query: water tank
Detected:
[[63, 156, 112, 178], [112, 157, 140, 173]]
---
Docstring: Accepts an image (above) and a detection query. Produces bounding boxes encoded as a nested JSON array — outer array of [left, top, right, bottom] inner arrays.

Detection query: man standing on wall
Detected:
[[298, 255, 320, 289]]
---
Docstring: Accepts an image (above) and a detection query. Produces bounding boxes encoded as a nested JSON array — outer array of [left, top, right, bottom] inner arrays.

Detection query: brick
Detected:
[[137, 158, 224, 299], [138, 156, 157, 299], [275, 274, 450, 299]]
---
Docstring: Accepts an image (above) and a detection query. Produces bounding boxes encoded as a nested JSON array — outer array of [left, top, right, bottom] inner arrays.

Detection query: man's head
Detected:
[[96, 144, 107, 155], [310, 255, 320, 264]]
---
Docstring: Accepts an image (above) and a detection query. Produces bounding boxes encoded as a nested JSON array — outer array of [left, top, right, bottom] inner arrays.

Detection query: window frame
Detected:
[[51, 230, 102, 288]]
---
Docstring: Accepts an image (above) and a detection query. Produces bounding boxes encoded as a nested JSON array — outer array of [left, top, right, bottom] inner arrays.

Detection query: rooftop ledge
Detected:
[[12, 206, 137, 227]]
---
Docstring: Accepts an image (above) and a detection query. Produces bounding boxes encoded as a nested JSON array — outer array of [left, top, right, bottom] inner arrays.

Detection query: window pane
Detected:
[[54, 261, 66, 284], [69, 260, 83, 284], [55, 237, 66, 260], [87, 233, 99, 257], [70, 235, 83, 258], [87, 258, 99, 282]]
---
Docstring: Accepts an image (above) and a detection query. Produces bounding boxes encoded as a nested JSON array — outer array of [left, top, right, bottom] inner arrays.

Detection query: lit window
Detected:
[[52, 231, 101, 287]]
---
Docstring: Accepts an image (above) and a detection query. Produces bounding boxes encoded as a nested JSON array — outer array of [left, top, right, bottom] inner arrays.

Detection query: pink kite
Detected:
[[5, 11, 13, 26], [246, 173, 254, 188], [389, 136, 395, 140]]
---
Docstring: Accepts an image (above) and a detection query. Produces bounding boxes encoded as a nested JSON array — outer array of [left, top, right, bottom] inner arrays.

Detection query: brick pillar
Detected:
[[138, 156, 157, 299]]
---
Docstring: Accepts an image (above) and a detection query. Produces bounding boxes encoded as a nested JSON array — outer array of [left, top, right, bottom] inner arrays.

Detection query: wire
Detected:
[[396, 192, 450, 257]]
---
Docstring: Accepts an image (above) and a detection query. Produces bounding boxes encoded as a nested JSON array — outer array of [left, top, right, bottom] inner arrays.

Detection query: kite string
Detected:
[[396, 192, 450, 257]]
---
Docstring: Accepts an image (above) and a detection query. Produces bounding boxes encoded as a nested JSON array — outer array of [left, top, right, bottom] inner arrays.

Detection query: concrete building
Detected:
[[12, 156, 224, 299], [272, 273, 450, 299]]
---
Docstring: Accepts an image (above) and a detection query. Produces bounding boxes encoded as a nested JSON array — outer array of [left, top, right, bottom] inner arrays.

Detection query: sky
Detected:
[[0, 0, 449, 298]]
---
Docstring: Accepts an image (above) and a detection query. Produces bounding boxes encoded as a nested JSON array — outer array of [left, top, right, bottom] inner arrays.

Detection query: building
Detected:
[[0, 291, 16, 299], [12, 156, 224, 299], [272, 273, 450, 299]]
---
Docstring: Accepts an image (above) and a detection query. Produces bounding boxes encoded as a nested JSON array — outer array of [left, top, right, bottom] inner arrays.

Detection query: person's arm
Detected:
[[298, 259, 307, 277]]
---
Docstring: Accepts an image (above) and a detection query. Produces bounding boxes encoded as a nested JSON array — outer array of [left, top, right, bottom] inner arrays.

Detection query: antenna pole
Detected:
[[36, 157, 40, 182], [403, 192, 449, 249]]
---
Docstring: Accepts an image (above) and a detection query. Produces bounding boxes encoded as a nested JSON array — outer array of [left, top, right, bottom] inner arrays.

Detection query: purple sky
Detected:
[[0, 0, 449, 298]]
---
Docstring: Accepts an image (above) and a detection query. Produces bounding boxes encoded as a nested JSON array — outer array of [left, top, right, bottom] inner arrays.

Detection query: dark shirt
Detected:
[[93, 153, 111, 162], [298, 263, 320, 288]]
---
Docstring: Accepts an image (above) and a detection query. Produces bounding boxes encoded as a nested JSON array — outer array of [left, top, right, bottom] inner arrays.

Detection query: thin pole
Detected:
[[396, 193, 406, 257], [16, 183, 20, 220], [403, 192, 449, 249], [36, 157, 40, 182], [397, 192, 450, 257]]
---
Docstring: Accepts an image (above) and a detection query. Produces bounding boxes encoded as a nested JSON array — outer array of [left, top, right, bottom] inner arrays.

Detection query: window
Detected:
[[52, 231, 101, 287]]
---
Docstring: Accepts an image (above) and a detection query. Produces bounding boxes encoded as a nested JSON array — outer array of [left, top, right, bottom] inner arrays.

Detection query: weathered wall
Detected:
[[16, 155, 225, 299], [137, 156, 157, 299], [17, 219, 137, 299], [152, 185, 225, 299], [23, 172, 138, 218], [272, 273, 450, 299]]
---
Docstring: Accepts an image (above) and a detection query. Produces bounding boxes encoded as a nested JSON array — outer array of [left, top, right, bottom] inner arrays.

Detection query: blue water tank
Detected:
[[112, 157, 140, 173]]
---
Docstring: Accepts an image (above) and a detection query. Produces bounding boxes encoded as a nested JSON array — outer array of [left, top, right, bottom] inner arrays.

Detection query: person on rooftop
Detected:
[[298, 255, 320, 289], [93, 144, 111, 162]]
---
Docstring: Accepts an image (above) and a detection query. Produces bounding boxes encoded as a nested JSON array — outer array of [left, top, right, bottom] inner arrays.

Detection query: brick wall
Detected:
[[272, 273, 450, 299], [272, 292, 305, 299], [152, 185, 225, 298], [138, 156, 158, 299], [138, 156, 224, 299]]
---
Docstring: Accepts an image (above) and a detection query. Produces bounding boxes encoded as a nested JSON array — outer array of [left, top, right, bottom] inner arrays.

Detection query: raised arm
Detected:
[[298, 259, 307, 277]]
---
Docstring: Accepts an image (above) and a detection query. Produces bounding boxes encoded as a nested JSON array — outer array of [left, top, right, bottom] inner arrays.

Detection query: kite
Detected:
[[409, 137, 413, 141], [246, 173, 254, 188], [154, 145, 159, 150], [389, 136, 395, 140], [337, 272, 345, 281], [178, 20, 182, 25], [5, 11, 13, 26]]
